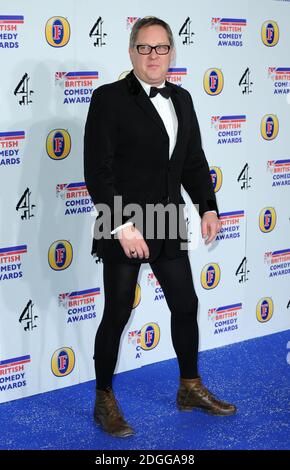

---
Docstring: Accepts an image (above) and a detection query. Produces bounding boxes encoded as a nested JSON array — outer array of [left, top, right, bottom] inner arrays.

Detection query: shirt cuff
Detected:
[[111, 221, 133, 234]]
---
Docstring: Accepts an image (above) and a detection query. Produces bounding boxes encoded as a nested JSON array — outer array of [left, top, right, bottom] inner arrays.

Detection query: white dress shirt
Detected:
[[136, 75, 179, 157]]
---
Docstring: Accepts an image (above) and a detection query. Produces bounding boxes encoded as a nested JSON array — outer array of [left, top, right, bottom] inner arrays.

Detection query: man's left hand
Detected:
[[201, 212, 221, 245]]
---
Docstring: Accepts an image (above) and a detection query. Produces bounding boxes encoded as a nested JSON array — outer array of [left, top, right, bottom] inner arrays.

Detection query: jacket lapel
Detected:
[[125, 71, 168, 136], [125, 70, 168, 137], [166, 81, 184, 159], [136, 89, 169, 137], [125, 70, 185, 155]]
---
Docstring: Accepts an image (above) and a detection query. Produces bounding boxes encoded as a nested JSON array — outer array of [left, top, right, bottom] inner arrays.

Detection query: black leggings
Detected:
[[94, 251, 199, 390]]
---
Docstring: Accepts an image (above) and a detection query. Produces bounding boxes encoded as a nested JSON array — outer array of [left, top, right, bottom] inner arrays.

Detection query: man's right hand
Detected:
[[117, 225, 150, 259]]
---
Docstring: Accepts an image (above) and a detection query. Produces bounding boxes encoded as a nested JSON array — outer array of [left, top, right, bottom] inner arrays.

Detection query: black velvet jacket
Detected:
[[84, 70, 218, 263]]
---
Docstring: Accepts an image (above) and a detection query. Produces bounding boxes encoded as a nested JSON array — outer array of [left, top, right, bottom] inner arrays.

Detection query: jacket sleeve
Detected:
[[181, 93, 219, 218], [84, 88, 132, 231]]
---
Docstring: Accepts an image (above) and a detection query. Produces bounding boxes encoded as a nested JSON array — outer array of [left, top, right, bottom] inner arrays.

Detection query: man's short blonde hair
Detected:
[[129, 16, 174, 49]]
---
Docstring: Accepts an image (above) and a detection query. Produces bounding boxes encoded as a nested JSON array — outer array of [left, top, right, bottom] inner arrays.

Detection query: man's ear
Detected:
[[128, 47, 133, 62]]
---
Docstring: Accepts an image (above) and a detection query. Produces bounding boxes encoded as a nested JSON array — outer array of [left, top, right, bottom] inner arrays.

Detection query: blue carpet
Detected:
[[0, 330, 289, 450]]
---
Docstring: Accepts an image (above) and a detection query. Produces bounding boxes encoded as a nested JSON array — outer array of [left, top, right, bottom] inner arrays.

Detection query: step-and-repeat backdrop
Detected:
[[1, 0, 290, 403]]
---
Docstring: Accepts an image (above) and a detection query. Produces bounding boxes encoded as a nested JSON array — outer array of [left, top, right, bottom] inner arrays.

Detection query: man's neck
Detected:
[[133, 71, 165, 89]]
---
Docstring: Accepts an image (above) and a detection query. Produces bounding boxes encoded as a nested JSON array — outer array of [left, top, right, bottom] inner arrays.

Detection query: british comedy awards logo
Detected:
[[0, 15, 24, 48], [267, 159, 290, 187], [126, 17, 140, 30], [0, 355, 31, 393], [211, 115, 246, 145], [0, 131, 25, 167], [208, 303, 242, 335], [211, 17, 247, 47], [58, 287, 101, 324], [0, 244, 27, 282], [264, 249, 290, 278], [55, 71, 99, 104], [217, 210, 245, 241], [166, 67, 187, 86], [268, 67, 290, 95], [56, 182, 94, 215]]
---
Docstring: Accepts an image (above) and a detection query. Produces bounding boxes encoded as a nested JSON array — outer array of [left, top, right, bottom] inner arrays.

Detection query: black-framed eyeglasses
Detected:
[[136, 44, 171, 55]]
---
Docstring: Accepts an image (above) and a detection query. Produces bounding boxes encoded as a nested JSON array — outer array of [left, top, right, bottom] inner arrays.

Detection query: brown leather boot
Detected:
[[177, 377, 237, 416], [94, 388, 134, 437]]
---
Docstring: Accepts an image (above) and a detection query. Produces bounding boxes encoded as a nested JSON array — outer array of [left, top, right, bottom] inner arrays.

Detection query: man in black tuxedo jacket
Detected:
[[84, 16, 236, 438]]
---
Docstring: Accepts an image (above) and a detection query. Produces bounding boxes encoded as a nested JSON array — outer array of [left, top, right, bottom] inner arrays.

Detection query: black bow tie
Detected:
[[149, 86, 171, 99]]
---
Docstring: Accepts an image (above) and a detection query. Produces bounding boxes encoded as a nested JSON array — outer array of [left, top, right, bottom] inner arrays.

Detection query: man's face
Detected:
[[129, 25, 173, 86]]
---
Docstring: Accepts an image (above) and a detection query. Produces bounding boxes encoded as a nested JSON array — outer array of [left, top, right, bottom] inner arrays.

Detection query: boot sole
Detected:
[[177, 404, 237, 416], [94, 414, 135, 437]]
